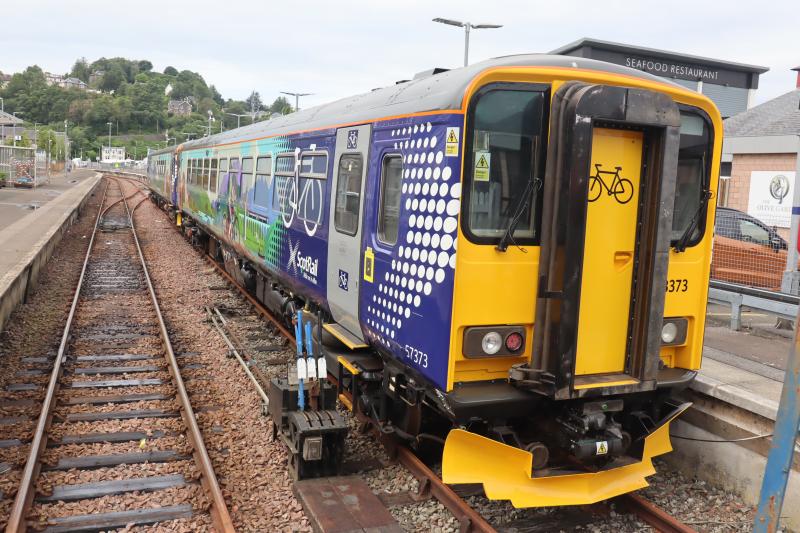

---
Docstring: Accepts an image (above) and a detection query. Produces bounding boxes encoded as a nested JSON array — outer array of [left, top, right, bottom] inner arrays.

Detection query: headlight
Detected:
[[481, 332, 503, 355], [661, 322, 678, 344], [463, 326, 526, 357], [660, 318, 688, 346]]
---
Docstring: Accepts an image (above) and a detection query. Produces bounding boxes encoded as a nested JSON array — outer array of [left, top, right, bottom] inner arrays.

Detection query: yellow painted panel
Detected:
[[576, 129, 643, 375]]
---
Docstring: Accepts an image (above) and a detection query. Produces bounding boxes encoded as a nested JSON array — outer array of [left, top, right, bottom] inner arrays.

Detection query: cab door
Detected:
[[326, 125, 372, 339]]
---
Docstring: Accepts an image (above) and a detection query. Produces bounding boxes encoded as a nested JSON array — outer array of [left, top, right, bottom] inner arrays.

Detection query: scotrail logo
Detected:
[[287, 237, 318, 284]]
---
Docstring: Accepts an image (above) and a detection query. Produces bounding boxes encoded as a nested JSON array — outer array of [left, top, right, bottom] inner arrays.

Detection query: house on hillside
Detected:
[[0, 73, 11, 89], [61, 77, 88, 90], [168, 98, 193, 116], [0, 110, 25, 144], [44, 72, 64, 86]]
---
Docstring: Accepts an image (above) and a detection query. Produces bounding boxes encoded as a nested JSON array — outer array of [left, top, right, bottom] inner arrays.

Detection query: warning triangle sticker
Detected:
[[447, 130, 458, 143], [476, 154, 489, 168]]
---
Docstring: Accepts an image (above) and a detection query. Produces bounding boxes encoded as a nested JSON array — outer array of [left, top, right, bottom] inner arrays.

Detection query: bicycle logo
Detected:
[[280, 153, 324, 237], [588, 164, 634, 204]]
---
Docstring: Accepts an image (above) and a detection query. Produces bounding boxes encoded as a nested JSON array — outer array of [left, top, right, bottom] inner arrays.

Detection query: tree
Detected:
[[246, 91, 264, 113], [163, 66, 178, 76], [137, 60, 153, 73], [70, 58, 91, 83], [209, 85, 224, 107], [269, 96, 293, 115], [99, 64, 127, 93]]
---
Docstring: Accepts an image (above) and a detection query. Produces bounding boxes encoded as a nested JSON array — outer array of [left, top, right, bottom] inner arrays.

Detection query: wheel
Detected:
[[613, 178, 635, 204], [587, 176, 602, 202]]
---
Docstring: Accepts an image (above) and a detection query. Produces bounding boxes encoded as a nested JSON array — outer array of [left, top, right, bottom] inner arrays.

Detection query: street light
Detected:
[[0, 97, 4, 145], [11, 111, 22, 147], [432, 18, 503, 67], [181, 132, 195, 141], [106, 121, 113, 162], [280, 91, 312, 112], [206, 110, 215, 137], [226, 112, 249, 129]]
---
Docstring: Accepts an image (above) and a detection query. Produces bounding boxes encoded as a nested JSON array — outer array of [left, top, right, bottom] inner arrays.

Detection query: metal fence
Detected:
[[0, 146, 49, 187], [710, 205, 792, 294]]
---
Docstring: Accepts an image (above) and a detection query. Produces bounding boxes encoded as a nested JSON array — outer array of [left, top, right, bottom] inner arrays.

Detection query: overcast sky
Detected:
[[2, 0, 796, 110]]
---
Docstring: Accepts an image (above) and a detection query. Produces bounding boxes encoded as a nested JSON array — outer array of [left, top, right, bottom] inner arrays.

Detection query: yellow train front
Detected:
[[339, 56, 720, 508]]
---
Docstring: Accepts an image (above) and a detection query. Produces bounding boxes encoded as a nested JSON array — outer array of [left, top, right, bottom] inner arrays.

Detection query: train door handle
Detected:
[[614, 251, 633, 270]]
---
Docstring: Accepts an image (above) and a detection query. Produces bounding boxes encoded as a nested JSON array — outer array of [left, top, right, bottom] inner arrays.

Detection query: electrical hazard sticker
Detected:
[[595, 441, 609, 455], [363, 247, 374, 283], [474, 151, 491, 181], [445, 127, 460, 157]]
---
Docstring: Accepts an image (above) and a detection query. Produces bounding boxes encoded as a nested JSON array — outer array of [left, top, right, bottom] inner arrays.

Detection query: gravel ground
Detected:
[[132, 187, 311, 532]]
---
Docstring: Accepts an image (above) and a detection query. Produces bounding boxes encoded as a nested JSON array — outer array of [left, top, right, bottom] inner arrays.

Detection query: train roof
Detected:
[[151, 53, 680, 156]]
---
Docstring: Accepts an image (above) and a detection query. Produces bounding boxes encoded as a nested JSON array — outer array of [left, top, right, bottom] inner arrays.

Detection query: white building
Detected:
[[101, 146, 126, 163]]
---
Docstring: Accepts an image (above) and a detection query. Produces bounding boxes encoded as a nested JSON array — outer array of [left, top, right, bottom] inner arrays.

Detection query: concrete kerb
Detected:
[[0, 173, 101, 334]]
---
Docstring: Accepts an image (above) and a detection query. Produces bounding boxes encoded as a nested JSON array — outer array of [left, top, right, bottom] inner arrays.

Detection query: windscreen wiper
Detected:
[[496, 177, 541, 252], [674, 189, 712, 252]]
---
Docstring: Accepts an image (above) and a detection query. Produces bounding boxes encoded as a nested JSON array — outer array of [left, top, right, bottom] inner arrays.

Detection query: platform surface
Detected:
[[0, 169, 97, 230], [294, 476, 402, 533], [695, 304, 793, 421]]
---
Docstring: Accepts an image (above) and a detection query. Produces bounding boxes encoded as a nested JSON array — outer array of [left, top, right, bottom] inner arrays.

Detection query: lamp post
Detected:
[[432, 18, 502, 66], [226, 112, 248, 129], [0, 97, 4, 145], [11, 111, 22, 147], [106, 121, 113, 162], [280, 91, 312, 112], [206, 110, 215, 137]]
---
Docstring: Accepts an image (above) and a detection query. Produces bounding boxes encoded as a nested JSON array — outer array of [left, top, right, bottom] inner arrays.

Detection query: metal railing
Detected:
[[708, 279, 798, 330]]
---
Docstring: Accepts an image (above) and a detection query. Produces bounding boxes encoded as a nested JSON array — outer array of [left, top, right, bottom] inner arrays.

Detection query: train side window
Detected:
[[188, 159, 194, 185], [254, 156, 272, 208], [334, 154, 364, 236], [300, 153, 328, 178], [273, 154, 296, 213], [378, 155, 403, 245], [209, 158, 218, 192], [241, 157, 254, 200], [218, 158, 228, 195], [201, 158, 209, 189]]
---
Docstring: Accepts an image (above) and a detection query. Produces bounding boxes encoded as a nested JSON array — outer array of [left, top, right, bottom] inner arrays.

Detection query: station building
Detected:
[[551, 38, 768, 119]]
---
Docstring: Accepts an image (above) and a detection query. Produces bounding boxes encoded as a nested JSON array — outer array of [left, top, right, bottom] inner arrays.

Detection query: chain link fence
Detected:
[[0, 146, 49, 188], [712, 171, 796, 294]]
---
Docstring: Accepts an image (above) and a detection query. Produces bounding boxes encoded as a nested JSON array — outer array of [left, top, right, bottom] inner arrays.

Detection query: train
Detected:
[[146, 53, 721, 507]]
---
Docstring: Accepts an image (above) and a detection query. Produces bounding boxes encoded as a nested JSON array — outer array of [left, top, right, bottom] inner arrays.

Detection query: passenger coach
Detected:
[[147, 54, 721, 507]]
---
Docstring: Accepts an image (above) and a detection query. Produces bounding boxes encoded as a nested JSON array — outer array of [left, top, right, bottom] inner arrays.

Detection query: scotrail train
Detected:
[[147, 53, 721, 507]]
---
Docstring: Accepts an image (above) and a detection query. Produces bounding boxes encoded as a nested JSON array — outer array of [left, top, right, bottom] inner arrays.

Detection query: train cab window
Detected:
[[378, 155, 402, 245], [253, 156, 272, 208], [241, 157, 254, 200], [334, 154, 363, 236], [209, 158, 218, 193], [464, 84, 546, 245], [672, 111, 712, 248]]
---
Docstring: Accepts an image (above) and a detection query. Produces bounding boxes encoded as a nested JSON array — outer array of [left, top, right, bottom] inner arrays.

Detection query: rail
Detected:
[[5, 180, 111, 532], [5, 176, 235, 532], [708, 280, 798, 330]]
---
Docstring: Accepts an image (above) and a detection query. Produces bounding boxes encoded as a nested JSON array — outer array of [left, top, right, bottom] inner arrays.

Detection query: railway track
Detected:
[[2, 177, 234, 532]]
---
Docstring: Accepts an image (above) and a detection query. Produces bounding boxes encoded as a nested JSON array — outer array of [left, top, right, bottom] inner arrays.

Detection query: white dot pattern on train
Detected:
[[365, 121, 460, 345]]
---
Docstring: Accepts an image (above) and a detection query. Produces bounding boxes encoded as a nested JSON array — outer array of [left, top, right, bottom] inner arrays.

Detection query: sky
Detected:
[[1, 0, 797, 110]]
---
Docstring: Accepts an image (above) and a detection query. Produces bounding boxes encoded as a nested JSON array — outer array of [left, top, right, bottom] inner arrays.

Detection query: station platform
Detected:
[[675, 307, 800, 530], [0, 171, 101, 333]]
